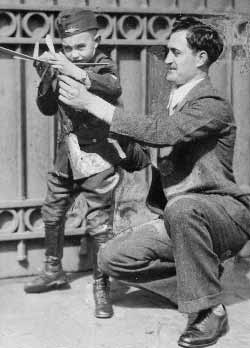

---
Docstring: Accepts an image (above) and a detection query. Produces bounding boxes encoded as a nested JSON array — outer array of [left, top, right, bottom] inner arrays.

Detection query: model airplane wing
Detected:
[[0, 46, 44, 63], [0, 46, 109, 66]]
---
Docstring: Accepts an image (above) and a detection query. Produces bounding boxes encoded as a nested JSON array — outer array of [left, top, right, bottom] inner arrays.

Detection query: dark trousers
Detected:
[[99, 193, 250, 313], [42, 166, 119, 260]]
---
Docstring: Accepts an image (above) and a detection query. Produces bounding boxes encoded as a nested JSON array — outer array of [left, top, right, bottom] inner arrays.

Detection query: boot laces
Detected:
[[94, 280, 110, 304], [96, 289, 108, 304]]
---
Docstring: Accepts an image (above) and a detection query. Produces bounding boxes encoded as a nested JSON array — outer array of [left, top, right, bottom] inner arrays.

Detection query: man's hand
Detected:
[[58, 75, 115, 124], [58, 74, 90, 109], [48, 52, 86, 81]]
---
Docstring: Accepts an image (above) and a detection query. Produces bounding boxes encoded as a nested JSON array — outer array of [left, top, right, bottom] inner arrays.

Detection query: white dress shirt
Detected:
[[167, 77, 205, 115]]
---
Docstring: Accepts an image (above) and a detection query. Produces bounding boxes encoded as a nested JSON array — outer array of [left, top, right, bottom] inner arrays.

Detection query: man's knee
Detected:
[[164, 196, 202, 236], [98, 230, 148, 277], [98, 239, 120, 276]]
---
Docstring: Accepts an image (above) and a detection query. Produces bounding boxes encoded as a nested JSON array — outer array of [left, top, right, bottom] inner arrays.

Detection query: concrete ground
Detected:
[[1, 257, 250, 348]]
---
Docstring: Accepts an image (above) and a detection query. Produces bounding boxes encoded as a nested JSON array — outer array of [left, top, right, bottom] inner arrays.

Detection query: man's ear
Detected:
[[196, 50, 208, 68]]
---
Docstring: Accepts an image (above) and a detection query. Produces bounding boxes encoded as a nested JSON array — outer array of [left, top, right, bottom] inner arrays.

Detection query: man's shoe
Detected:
[[93, 278, 113, 318], [24, 263, 68, 293], [178, 306, 229, 348]]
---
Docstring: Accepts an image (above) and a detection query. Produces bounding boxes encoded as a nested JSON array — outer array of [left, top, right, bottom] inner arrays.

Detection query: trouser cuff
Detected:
[[178, 291, 224, 313]]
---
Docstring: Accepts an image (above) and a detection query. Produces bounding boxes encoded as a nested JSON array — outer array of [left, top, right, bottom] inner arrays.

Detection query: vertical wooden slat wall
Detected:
[[0, 0, 249, 278], [25, 63, 55, 198], [233, 56, 250, 185], [0, 60, 21, 200]]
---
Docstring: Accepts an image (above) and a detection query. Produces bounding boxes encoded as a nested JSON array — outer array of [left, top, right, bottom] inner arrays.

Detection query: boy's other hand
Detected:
[[33, 50, 56, 78]]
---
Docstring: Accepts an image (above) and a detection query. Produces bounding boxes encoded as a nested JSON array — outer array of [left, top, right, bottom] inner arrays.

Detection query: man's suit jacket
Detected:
[[110, 78, 250, 236]]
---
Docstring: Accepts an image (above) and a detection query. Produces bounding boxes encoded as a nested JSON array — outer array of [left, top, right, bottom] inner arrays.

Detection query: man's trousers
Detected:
[[99, 193, 250, 313]]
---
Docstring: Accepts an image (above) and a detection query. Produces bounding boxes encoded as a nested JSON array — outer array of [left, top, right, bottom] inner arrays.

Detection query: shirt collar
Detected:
[[167, 77, 205, 111]]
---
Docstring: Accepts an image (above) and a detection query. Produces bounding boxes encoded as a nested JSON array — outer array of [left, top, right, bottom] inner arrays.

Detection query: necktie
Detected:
[[167, 90, 176, 116]]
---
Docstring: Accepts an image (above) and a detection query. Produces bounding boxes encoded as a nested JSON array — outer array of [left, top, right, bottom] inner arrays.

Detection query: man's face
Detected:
[[165, 30, 200, 86], [62, 31, 98, 63]]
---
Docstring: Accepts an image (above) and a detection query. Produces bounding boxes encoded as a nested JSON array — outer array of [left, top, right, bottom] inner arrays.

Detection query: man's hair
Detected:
[[172, 17, 224, 66]]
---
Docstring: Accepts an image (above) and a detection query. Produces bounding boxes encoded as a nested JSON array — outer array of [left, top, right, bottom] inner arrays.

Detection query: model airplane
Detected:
[[0, 35, 109, 67]]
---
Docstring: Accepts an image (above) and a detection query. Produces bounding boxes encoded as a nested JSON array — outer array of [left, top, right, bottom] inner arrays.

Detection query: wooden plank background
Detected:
[[0, 0, 250, 277]]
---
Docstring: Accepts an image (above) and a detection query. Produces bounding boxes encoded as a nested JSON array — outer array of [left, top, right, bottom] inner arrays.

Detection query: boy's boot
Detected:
[[24, 256, 68, 293], [24, 223, 68, 293]]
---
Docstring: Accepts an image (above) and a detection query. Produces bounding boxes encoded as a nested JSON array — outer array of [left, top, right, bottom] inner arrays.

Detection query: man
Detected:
[[57, 17, 250, 347]]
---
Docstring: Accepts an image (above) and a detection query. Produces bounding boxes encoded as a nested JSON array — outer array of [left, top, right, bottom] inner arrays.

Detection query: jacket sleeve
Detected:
[[36, 66, 58, 116], [87, 57, 122, 102], [110, 96, 235, 146]]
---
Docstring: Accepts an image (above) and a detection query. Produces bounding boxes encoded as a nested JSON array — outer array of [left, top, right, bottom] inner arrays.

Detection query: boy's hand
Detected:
[[33, 49, 56, 78], [48, 52, 86, 81], [32, 42, 55, 64], [38, 51, 57, 62]]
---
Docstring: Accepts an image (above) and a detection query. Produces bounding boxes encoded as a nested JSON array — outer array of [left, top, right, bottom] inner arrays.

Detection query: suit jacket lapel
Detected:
[[173, 77, 212, 113]]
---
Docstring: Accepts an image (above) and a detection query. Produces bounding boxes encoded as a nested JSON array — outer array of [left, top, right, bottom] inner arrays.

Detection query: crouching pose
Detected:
[[57, 17, 250, 347]]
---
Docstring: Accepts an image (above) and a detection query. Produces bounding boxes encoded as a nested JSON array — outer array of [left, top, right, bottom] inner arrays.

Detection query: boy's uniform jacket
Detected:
[[36, 49, 149, 178], [110, 78, 250, 237]]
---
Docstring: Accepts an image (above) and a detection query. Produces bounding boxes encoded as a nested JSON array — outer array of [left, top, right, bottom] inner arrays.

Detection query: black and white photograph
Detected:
[[1, 1, 250, 347]]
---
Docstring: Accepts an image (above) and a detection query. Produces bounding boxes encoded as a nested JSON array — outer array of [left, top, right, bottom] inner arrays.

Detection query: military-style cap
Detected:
[[57, 9, 99, 38]]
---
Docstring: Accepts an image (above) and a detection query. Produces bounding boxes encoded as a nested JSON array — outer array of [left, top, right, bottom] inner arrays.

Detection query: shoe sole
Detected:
[[95, 311, 114, 319], [24, 280, 69, 293], [178, 324, 229, 348], [95, 314, 113, 319]]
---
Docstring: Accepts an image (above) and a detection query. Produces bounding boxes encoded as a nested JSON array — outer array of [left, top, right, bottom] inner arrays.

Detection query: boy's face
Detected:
[[62, 31, 99, 63]]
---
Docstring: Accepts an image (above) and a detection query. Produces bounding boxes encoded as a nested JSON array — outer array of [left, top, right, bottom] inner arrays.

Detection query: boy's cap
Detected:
[[57, 9, 99, 38]]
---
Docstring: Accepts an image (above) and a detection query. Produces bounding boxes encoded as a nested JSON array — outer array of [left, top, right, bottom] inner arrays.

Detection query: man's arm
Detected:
[[58, 75, 115, 122], [58, 75, 234, 146], [110, 97, 235, 146]]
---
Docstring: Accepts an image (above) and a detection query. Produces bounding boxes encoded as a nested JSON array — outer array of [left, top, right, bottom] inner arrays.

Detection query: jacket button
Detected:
[[93, 138, 97, 143]]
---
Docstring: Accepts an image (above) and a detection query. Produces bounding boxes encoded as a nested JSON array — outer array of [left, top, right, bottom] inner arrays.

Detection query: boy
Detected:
[[24, 9, 123, 319]]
